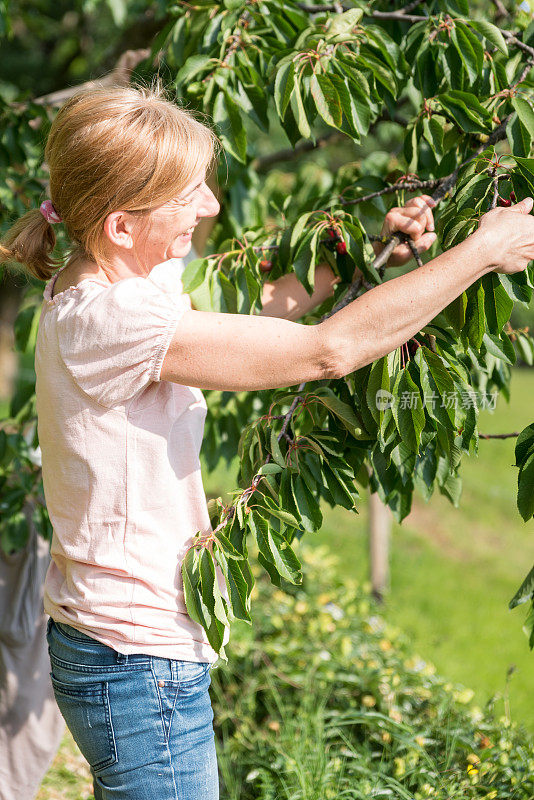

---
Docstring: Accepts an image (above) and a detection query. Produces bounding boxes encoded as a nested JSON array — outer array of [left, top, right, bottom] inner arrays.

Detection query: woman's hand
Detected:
[[475, 196, 534, 275], [372, 194, 438, 267]]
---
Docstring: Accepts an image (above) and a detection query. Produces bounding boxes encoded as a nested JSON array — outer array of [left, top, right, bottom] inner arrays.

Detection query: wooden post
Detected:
[[368, 489, 391, 603]]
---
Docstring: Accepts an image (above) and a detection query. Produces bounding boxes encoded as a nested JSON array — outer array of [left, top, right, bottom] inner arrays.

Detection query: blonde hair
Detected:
[[0, 80, 220, 281]]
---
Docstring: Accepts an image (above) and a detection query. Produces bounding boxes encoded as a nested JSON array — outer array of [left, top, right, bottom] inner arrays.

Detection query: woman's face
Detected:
[[132, 167, 220, 266]]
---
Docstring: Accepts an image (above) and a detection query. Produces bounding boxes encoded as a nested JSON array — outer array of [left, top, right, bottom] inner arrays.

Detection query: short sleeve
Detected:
[[56, 262, 189, 409]]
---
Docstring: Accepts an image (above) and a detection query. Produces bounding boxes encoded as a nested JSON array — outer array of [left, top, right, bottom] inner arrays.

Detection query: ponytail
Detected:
[[0, 208, 60, 281]]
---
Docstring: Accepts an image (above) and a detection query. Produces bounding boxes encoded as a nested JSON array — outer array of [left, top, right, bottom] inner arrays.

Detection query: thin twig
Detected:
[[298, 3, 427, 23], [339, 179, 440, 206], [491, 0, 510, 19], [490, 173, 500, 210], [401, 233, 424, 268], [479, 432, 519, 439], [252, 131, 344, 172]]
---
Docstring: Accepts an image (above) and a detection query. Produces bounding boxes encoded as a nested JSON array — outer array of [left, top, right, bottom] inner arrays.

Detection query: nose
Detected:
[[197, 184, 220, 219]]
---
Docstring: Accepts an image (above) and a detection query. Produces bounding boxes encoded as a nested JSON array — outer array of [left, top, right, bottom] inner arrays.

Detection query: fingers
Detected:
[[382, 195, 436, 240], [509, 197, 533, 214], [404, 195, 436, 232], [383, 207, 427, 239], [387, 231, 437, 265]]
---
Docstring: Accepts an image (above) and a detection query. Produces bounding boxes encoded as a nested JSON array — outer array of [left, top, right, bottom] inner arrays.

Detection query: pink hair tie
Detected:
[[40, 200, 62, 224]]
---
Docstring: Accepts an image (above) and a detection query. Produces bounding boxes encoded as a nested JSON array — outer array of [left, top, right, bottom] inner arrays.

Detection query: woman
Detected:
[[1, 82, 533, 800]]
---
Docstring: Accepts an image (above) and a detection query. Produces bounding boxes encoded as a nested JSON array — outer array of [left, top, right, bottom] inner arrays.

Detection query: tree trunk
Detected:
[[368, 490, 391, 603]]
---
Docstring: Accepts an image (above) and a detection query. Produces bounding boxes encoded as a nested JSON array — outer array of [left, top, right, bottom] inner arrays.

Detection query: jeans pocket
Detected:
[[180, 661, 211, 686], [50, 676, 117, 772]]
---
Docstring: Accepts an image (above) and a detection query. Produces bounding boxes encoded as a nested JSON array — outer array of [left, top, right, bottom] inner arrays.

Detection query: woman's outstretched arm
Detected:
[[159, 201, 534, 393]]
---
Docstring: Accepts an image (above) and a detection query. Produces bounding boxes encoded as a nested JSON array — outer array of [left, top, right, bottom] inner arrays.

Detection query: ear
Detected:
[[103, 211, 136, 250]]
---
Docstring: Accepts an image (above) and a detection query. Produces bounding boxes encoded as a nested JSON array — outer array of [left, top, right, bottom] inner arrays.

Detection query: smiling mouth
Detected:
[[181, 225, 196, 236]]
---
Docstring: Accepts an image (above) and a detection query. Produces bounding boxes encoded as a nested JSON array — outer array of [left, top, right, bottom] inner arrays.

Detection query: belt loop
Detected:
[[116, 652, 128, 664]]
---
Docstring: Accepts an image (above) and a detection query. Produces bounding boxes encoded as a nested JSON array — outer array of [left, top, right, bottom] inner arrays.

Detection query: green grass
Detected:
[[202, 367, 534, 732]]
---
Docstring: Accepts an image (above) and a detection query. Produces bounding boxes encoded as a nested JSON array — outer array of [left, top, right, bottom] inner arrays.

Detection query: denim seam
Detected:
[[149, 660, 180, 799], [149, 659, 168, 740], [54, 622, 100, 644], [167, 683, 180, 742], [49, 653, 150, 673], [105, 680, 119, 773]]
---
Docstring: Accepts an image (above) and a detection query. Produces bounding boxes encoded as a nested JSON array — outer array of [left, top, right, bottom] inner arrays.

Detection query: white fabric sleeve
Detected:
[[56, 262, 189, 409]]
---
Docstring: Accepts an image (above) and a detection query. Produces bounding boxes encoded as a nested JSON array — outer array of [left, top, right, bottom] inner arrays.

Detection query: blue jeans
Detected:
[[46, 618, 219, 800]]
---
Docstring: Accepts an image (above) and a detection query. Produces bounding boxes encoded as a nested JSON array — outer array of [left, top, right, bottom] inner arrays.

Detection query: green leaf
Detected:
[[327, 7, 364, 37], [292, 474, 322, 531], [274, 61, 295, 119], [516, 332, 534, 365], [291, 78, 311, 139], [499, 271, 532, 306], [270, 427, 286, 469], [366, 357, 390, 426], [440, 471, 462, 507], [469, 19, 508, 56], [451, 22, 483, 86], [310, 73, 342, 128], [483, 332, 516, 365], [256, 462, 283, 475], [512, 97, 534, 140], [213, 529, 245, 560], [515, 422, 534, 468], [181, 257, 208, 293], [482, 273, 513, 334], [292, 229, 316, 296], [465, 281, 485, 349], [421, 348, 458, 427], [508, 115, 532, 158], [518, 451, 534, 521], [443, 293, 467, 334], [391, 369, 425, 453], [327, 73, 361, 139], [255, 496, 301, 530], [199, 548, 228, 625], [214, 547, 252, 622], [213, 91, 247, 163], [321, 461, 358, 510], [437, 90, 491, 133], [422, 115, 444, 159], [175, 54, 213, 87], [290, 212, 313, 251], [314, 387, 365, 438], [181, 548, 208, 629], [454, 172, 494, 212], [510, 564, 534, 609], [267, 528, 302, 583]]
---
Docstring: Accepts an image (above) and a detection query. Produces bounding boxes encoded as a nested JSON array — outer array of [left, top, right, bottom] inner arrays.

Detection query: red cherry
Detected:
[[336, 241, 347, 255], [510, 191, 517, 202], [259, 259, 272, 272], [498, 197, 512, 207], [327, 228, 337, 239]]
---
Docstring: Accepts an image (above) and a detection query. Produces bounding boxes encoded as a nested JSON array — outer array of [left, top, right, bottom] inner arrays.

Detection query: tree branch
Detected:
[[479, 432, 519, 439], [252, 131, 344, 172], [491, 0, 510, 19], [298, 3, 427, 22], [11, 49, 152, 111]]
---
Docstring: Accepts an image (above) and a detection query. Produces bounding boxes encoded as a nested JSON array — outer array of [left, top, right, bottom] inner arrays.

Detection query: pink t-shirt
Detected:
[[35, 259, 229, 663]]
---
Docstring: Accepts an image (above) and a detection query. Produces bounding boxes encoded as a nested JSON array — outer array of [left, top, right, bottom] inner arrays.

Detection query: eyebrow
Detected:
[[183, 181, 204, 197]]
